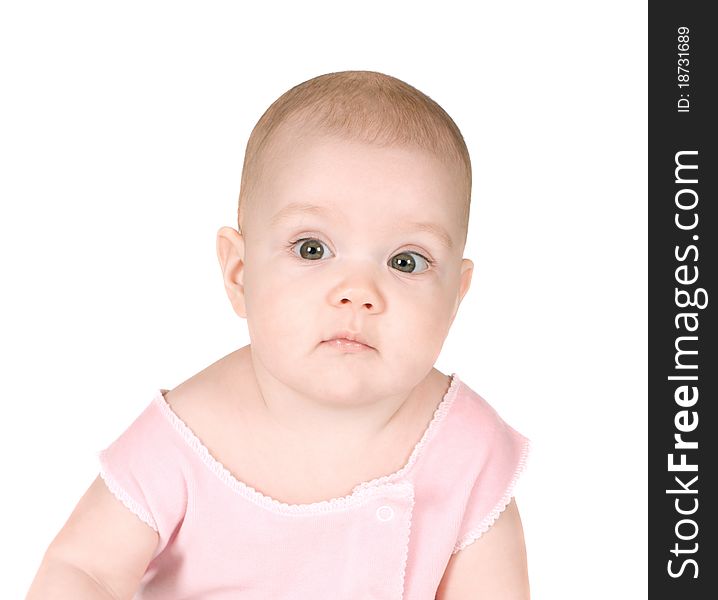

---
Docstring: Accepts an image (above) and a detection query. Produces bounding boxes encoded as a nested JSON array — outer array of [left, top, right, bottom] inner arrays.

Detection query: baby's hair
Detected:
[[237, 70, 472, 241]]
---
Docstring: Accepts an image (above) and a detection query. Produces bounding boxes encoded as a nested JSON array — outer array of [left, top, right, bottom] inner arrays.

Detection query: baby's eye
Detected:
[[291, 239, 430, 273], [292, 238, 333, 260], [389, 251, 431, 274]]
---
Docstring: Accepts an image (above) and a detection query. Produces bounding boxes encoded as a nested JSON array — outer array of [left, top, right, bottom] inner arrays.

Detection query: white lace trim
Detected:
[[351, 372, 461, 494], [452, 436, 531, 554], [97, 455, 159, 532], [152, 372, 462, 515]]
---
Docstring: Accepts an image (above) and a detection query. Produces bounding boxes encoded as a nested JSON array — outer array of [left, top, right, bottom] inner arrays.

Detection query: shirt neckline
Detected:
[[152, 372, 463, 515]]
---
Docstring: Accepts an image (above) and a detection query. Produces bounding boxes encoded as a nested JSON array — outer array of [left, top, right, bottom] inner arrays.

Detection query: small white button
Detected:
[[376, 505, 394, 521]]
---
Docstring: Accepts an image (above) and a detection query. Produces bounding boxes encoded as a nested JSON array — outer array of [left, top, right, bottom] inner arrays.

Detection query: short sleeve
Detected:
[[452, 412, 530, 554], [97, 394, 188, 557]]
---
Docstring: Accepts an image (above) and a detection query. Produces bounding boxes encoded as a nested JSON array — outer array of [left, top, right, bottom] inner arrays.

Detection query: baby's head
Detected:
[[218, 71, 474, 403]]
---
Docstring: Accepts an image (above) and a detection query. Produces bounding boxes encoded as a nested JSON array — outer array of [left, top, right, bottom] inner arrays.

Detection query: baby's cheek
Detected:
[[416, 293, 455, 343], [243, 266, 284, 313], [391, 301, 444, 347], [418, 310, 452, 347]]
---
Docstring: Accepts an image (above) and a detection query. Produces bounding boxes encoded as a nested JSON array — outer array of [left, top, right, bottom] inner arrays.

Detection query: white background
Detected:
[[1, 1, 646, 597]]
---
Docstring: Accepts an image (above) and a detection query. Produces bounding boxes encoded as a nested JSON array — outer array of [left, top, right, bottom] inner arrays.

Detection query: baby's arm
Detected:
[[26, 475, 159, 599], [436, 498, 530, 600]]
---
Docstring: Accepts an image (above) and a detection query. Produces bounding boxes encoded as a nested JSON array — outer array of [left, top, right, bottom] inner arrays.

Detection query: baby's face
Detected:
[[225, 128, 473, 403]]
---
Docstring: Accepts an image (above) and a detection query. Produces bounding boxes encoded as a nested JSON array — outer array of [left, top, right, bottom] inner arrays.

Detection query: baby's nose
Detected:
[[339, 296, 374, 310], [332, 282, 384, 313], [328, 259, 386, 313]]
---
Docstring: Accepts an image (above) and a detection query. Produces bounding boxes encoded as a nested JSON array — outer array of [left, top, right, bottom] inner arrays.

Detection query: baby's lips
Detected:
[[324, 329, 373, 348]]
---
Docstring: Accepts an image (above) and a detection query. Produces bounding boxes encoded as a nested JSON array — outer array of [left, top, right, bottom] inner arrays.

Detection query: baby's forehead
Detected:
[[254, 142, 465, 248], [269, 133, 460, 192], [264, 125, 464, 184]]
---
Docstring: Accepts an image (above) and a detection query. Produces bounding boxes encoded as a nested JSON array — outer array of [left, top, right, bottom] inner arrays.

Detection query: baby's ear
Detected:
[[451, 258, 474, 322], [216, 226, 247, 318]]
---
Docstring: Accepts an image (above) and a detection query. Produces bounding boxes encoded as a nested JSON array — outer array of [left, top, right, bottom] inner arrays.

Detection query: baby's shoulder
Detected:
[[163, 346, 256, 444]]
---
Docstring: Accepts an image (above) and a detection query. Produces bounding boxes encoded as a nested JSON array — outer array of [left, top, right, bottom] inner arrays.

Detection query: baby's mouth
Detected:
[[322, 330, 375, 352], [322, 338, 374, 352]]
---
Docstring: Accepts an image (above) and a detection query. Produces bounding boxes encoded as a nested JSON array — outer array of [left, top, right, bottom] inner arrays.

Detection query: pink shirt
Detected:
[[98, 373, 529, 599]]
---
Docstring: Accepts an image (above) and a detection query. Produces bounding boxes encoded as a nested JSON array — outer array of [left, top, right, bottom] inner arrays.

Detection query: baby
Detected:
[[28, 71, 530, 599]]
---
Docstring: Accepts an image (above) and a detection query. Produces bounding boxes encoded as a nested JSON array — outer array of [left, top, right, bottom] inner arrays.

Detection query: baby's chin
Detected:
[[250, 339, 431, 403], [296, 360, 428, 406], [295, 361, 386, 405]]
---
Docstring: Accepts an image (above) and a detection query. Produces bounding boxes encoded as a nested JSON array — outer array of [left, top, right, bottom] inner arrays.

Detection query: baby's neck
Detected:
[[227, 345, 440, 463]]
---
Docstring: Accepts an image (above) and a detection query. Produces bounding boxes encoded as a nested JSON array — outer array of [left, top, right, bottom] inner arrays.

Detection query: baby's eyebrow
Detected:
[[270, 202, 339, 226], [270, 201, 453, 250]]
